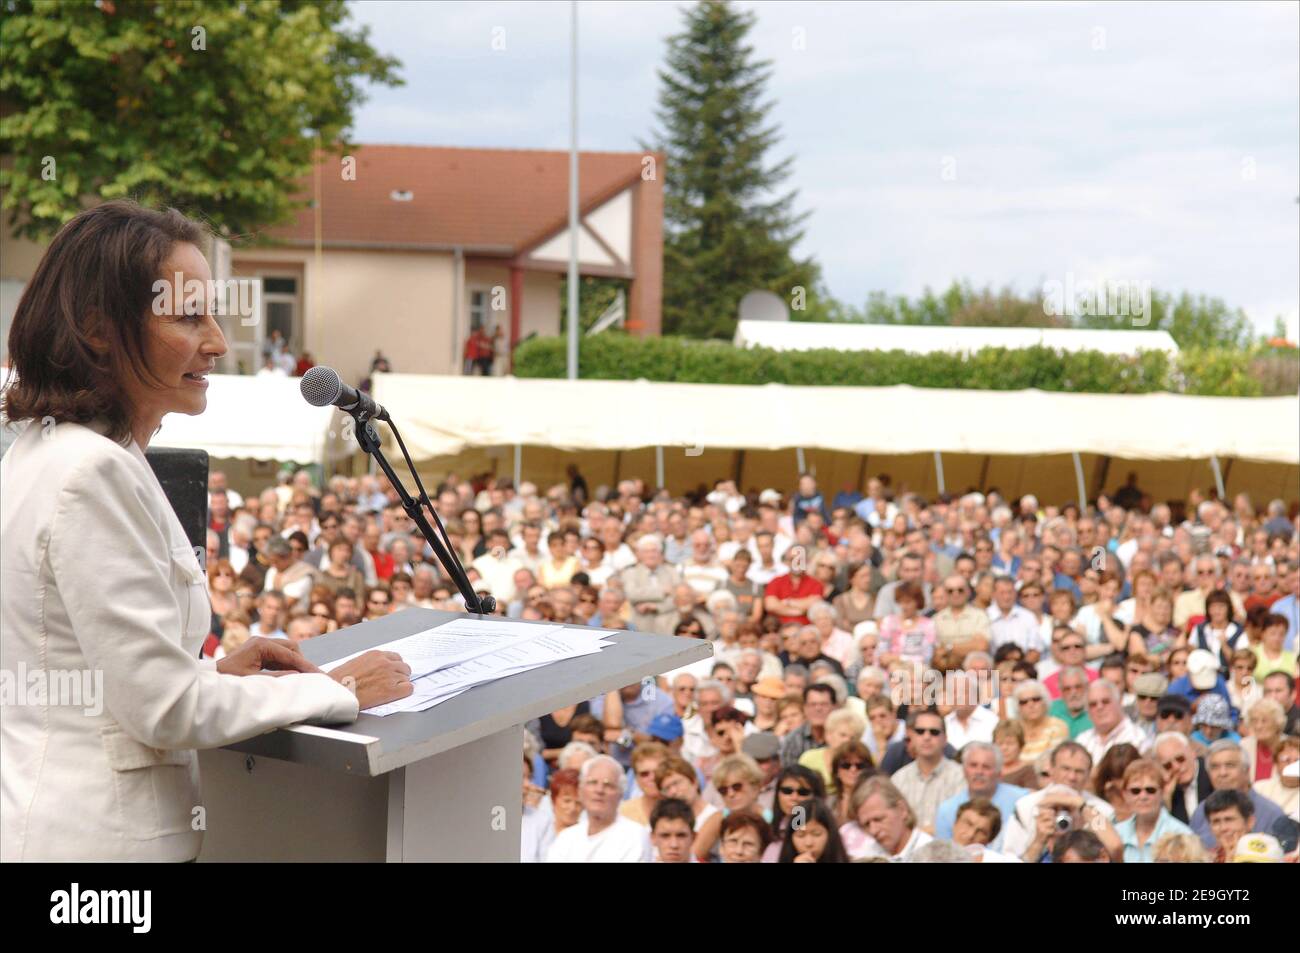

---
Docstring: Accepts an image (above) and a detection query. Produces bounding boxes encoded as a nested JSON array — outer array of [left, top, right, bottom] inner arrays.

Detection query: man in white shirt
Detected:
[[1076, 679, 1153, 763], [680, 530, 728, 602], [747, 531, 788, 589], [1001, 741, 1119, 861], [943, 673, 1000, 749], [471, 529, 524, 604], [545, 755, 650, 862], [987, 575, 1045, 660]]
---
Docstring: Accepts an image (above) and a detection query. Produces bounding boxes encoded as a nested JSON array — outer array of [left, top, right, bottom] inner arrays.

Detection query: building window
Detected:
[[469, 289, 488, 332]]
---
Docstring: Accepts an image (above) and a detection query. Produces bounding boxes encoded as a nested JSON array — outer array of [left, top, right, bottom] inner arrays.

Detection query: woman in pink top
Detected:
[[877, 582, 937, 668]]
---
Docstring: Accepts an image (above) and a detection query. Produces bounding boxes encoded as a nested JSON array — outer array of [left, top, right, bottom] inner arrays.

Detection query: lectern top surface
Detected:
[[221, 609, 713, 776]]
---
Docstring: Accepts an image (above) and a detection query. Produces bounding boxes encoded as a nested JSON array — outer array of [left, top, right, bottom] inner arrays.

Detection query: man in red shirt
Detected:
[[763, 546, 824, 626]]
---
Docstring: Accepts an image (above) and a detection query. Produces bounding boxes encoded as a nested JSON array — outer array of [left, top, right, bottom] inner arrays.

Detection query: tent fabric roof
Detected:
[[152, 373, 336, 463], [370, 373, 1299, 465], [261, 145, 650, 253], [734, 320, 1180, 356]]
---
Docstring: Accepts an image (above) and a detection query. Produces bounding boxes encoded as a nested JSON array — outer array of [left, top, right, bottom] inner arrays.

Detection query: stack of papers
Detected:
[[321, 618, 614, 717]]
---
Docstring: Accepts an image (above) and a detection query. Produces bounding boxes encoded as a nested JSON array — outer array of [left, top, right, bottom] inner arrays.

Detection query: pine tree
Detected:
[[647, 0, 820, 338]]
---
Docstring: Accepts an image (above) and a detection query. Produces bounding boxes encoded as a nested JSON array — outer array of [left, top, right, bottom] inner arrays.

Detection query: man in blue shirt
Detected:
[[791, 474, 826, 526], [1189, 740, 1289, 849], [590, 682, 675, 769], [1272, 563, 1298, 653], [932, 741, 1029, 852]]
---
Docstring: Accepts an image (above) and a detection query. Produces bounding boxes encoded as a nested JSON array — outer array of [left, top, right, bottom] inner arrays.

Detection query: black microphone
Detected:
[[300, 366, 389, 421]]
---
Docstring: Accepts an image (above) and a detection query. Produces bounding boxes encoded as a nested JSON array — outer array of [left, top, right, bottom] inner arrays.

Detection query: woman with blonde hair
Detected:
[[1240, 698, 1288, 782], [1014, 679, 1070, 761], [798, 707, 868, 790], [1152, 832, 1209, 863]]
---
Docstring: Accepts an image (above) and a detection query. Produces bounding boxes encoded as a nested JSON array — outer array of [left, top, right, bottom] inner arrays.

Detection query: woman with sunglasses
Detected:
[[827, 740, 875, 827], [1091, 743, 1143, 822], [1113, 758, 1194, 862], [1014, 679, 1069, 762], [693, 753, 768, 861], [760, 765, 826, 862]]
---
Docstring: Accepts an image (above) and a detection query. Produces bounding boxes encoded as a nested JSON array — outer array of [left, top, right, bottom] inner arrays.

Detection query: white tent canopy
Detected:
[[734, 320, 1180, 357], [153, 373, 336, 464], [370, 373, 1299, 465]]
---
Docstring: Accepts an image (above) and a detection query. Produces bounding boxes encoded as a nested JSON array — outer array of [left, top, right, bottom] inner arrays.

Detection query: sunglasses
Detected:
[[1158, 710, 1185, 719], [1019, 696, 1045, 704], [1161, 755, 1187, 770], [778, 785, 813, 798], [1057, 642, 1084, 651], [838, 761, 866, 771], [912, 726, 943, 737], [717, 782, 749, 796], [945, 587, 966, 594], [1127, 786, 1159, 796]]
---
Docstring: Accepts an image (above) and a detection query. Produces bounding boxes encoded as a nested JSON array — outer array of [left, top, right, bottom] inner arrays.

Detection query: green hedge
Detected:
[[514, 333, 1298, 397]]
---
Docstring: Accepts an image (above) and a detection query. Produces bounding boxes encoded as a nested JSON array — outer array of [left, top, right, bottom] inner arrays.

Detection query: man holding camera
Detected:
[[1000, 741, 1122, 862]]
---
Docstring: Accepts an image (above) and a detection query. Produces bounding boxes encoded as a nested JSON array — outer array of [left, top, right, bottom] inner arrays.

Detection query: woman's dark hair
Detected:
[[1091, 742, 1142, 798], [1052, 828, 1107, 863], [1204, 588, 1233, 618], [3, 199, 207, 446], [719, 809, 773, 853], [777, 797, 848, 863], [771, 765, 826, 840]]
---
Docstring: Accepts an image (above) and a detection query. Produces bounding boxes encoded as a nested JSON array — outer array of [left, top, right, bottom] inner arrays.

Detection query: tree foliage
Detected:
[[646, 0, 820, 339], [0, 0, 401, 239]]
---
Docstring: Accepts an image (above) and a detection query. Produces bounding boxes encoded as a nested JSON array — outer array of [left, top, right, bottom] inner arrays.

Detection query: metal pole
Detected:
[[1072, 451, 1087, 511], [655, 446, 664, 490], [514, 444, 522, 488], [1209, 455, 1225, 499], [566, 1, 580, 380], [795, 448, 806, 475], [933, 451, 945, 495]]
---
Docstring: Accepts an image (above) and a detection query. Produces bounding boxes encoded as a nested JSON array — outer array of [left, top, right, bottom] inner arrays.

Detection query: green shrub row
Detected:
[[513, 334, 1298, 397]]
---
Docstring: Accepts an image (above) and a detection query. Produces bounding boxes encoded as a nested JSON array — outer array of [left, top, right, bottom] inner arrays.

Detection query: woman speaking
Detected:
[[0, 200, 413, 861]]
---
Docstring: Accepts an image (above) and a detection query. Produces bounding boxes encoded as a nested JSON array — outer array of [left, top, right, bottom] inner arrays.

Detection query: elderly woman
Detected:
[[827, 740, 875, 827], [1151, 832, 1209, 863], [798, 708, 868, 790], [547, 768, 584, 838], [319, 538, 366, 597], [807, 601, 855, 669], [775, 695, 805, 738], [832, 561, 876, 631], [1226, 648, 1264, 715], [839, 775, 933, 861], [1127, 587, 1182, 665], [844, 623, 881, 685], [878, 583, 937, 668], [862, 693, 902, 764], [1253, 735, 1299, 819], [1240, 698, 1288, 782], [1014, 679, 1070, 762], [693, 753, 768, 860], [994, 718, 1041, 790], [1113, 758, 1194, 862]]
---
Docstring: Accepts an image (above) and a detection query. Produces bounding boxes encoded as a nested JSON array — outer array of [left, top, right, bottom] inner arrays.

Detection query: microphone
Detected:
[[300, 366, 389, 421]]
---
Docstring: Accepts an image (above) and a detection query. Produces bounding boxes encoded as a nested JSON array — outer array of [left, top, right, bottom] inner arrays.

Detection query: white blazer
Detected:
[[1, 419, 359, 861]]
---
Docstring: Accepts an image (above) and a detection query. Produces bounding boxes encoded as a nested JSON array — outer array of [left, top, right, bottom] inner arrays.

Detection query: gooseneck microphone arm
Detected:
[[301, 367, 494, 615]]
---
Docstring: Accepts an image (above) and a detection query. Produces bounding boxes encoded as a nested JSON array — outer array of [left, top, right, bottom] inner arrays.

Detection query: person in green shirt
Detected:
[[1049, 666, 1092, 738]]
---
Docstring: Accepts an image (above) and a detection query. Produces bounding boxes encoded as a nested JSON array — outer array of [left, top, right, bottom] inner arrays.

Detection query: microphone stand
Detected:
[[350, 412, 495, 615]]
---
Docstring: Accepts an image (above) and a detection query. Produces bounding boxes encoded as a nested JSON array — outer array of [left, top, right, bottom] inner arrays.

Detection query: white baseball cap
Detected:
[[1186, 649, 1220, 691], [1233, 833, 1283, 863]]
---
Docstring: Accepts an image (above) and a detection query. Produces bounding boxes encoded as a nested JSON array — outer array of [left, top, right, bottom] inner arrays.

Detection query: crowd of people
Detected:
[[203, 466, 1300, 863]]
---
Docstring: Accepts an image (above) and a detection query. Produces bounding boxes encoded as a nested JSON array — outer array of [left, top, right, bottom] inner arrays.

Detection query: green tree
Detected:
[[0, 0, 401, 240], [646, 0, 819, 338]]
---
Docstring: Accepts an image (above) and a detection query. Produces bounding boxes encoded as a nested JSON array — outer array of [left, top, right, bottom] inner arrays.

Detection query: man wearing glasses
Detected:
[[890, 709, 965, 831], [1041, 627, 1097, 700], [1076, 680, 1153, 764], [1155, 731, 1213, 823], [932, 575, 990, 666], [545, 755, 651, 863]]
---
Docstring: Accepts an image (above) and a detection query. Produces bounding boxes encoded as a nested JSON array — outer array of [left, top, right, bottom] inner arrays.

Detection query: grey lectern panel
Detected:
[[222, 610, 713, 776], [197, 611, 711, 861]]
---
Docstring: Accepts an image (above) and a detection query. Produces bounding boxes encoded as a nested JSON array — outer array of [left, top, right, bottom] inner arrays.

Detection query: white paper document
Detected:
[[361, 625, 616, 717], [321, 617, 563, 679]]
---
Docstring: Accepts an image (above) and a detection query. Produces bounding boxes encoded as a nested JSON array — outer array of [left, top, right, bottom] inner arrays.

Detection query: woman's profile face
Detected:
[[123, 242, 226, 436]]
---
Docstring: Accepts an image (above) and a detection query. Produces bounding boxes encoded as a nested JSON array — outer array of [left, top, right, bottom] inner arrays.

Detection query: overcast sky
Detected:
[[345, 1, 1300, 337]]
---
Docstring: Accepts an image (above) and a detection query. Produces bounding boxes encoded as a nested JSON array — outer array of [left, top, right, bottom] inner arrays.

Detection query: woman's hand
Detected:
[[216, 637, 319, 677], [328, 650, 414, 710]]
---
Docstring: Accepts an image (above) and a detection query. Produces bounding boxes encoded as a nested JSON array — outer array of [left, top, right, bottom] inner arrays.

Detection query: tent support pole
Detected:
[[733, 450, 744, 486], [857, 454, 868, 493], [1210, 455, 1225, 500], [514, 444, 522, 488], [796, 448, 806, 476], [978, 455, 991, 492], [1071, 451, 1086, 511], [655, 446, 664, 490], [1094, 455, 1112, 500], [1221, 457, 1234, 495], [933, 451, 945, 495], [613, 449, 622, 487]]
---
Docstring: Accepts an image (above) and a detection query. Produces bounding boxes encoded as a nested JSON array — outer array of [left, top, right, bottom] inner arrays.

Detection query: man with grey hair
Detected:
[[1174, 553, 1245, 630], [620, 535, 680, 633], [681, 679, 731, 767], [1188, 739, 1289, 849], [555, 741, 599, 773], [933, 740, 1029, 851], [1155, 731, 1212, 824], [545, 754, 651, 862], [1076, 678, 1151, 762]]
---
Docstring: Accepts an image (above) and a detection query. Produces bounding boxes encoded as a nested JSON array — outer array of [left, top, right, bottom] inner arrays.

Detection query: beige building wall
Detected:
[[463, 263, 561, 369], [232, 247, 459, 385]]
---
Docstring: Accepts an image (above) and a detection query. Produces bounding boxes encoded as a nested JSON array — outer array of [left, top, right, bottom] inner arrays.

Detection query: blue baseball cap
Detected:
[[647, 713, 684, 742]]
